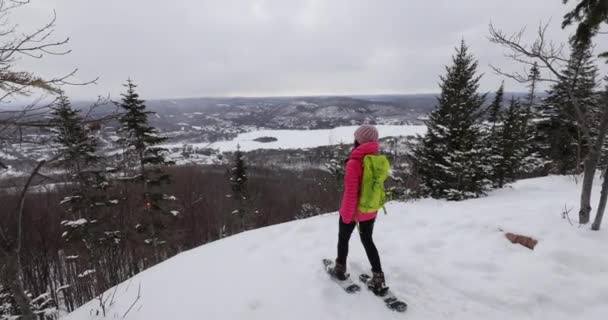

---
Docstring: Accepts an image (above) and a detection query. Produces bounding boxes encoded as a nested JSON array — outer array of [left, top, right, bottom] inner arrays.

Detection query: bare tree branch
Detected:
[[0, 10, 70, 60], [0, 2, 97, 103], [488, 22, 594, 143], [489, 65, 560, 84]]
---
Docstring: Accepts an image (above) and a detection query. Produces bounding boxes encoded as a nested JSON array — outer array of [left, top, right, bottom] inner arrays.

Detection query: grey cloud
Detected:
[[12, 0, 608, 100]]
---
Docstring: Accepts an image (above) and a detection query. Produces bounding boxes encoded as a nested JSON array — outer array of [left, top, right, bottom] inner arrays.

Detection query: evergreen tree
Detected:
[[484, 85, 505, 187], [520, 64, 547, 176], [563, 0, 608, 57], [526, 63, 541, 109], [323, 143, 348, 198], [50, 93, 119, 295], [229, 145, 249, 232], [51, 92, 98, 173], [0, 284, 17, 320], [50, 92, 113, 239], [487, 66, 545, 188], [384, 137, 412, 201], [411, 41, 489, 200], [117, 79, 175, 244], [0, 285, 57, 320], [487, 82, 504, 127], [525, 63, 548, 171], [492, 98, 534, 187], [536, 41, 599, 174]]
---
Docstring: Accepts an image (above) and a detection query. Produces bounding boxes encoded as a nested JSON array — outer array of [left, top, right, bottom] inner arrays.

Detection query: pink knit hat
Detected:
[[354, 125, 379, 144]]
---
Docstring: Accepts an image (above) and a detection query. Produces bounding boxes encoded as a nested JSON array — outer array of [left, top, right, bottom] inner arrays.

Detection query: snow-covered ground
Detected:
[[63, 175, 608, 320], [162, 125, 427, 152]]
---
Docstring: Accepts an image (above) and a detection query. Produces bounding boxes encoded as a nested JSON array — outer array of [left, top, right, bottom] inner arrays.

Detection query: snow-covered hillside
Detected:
[[162, 125, 426, 152], [64, 176, 608, 320]]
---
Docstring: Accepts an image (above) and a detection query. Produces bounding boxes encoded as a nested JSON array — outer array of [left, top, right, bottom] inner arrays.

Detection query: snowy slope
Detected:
[[64, 176, 608, 320], [161, 125, 426, 152]]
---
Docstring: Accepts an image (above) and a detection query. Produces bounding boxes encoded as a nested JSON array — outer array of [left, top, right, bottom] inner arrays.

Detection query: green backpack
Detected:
[[358, 155, 391, 214]]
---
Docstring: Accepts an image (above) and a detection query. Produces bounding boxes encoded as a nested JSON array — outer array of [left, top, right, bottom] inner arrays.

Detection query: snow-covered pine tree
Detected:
[[0, 284, 17, 320], [384, 137, 412, 201], [492, 98, 534, 187], [51, 92, 114, 241], [0, 285, 57, 320], [117, 79, 176, 244], [50, 92, 120, 300], [526, 63, 541, 109], [535, 41, 599, 174], [487, 82, 505, 129], [520, 64, 546, 176], [229, 145, 250, 232], [484, 84, 505, 188], [323, 143, 348, 196], [51, 92, 98, 173], [487, 72, 545, 188], [566, 40, 599, 170], [411, 41, 489, 200]]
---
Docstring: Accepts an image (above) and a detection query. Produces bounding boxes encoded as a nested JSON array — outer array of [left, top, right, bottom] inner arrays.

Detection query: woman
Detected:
[[331, 125, 386, 292]]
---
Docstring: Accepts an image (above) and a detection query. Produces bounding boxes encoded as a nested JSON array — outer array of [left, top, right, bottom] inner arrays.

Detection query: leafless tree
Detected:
[[489, 22, 608, 229], [0, 1, 98, 318]]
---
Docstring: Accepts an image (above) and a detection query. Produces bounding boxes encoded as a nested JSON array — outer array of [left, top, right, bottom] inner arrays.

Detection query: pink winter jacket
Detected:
[[339, 141, 379, 224]]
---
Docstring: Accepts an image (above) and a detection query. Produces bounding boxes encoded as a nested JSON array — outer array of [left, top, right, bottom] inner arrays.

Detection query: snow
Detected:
[[62, 219, 88, 228], [56, 284, 71, 292], [0, 150, 17, 160], [63, 175, 608, 320], [60, 196, 82, 204], [77, 270, 96, 278], [162, 125, 426, 152]]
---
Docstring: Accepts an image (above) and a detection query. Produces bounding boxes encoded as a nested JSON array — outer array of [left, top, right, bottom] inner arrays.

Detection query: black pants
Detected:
[[336, 217, 383, 273]]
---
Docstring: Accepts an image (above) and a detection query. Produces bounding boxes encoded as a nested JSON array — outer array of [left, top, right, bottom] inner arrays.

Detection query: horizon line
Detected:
[[70, 90, 531, 103]]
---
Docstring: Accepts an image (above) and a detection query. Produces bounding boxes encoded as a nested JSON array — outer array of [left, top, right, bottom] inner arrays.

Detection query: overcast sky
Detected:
[[13, 0, 608, 100]]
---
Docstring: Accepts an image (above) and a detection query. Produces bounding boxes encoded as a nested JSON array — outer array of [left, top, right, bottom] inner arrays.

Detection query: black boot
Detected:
[[331, 260, 348, 281], [369, 271, 388, 295]]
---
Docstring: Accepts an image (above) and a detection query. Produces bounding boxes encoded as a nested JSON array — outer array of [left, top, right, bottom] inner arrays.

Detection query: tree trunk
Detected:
[[580, 100, 608, 224], [579, 153, 598, 224], [576, 128, 583, 174], [4, 252, 36, 320], [592, 168, 608, 230]]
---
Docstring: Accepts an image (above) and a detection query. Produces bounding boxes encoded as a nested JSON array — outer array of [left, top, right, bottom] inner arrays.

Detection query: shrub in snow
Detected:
[[0, 285, 57, 320], [296, 203, 322, 220]]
